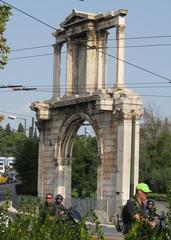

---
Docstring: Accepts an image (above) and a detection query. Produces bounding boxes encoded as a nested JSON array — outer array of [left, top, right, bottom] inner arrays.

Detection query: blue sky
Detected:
[[1, 0, 171, 130]]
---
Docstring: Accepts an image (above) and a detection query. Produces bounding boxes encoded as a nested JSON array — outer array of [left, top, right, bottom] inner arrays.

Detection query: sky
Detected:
[[1, 0, 171, 131]]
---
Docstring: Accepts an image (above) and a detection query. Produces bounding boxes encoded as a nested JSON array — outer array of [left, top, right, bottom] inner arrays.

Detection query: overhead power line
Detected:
[[0, 0, 57, 30], [2, 0, 171, 42], [1, 1, 171, 85], [8, 53, 53, 60], [7, 46, 171, 84], [10, 42, 171, 53], [1, 87, 171, 98], [0, 110, 33, 118], [86, 44, 171, 83], [11, 45, 52, 52]]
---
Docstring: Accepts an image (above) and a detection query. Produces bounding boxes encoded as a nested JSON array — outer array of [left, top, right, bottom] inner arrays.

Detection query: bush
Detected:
[[148, 193, 167, 201], [15, 183, 37, 196], [0, 197, 104, 240]]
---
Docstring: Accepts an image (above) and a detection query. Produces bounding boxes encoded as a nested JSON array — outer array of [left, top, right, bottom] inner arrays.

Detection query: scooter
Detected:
[[57, 206, 82, 224]]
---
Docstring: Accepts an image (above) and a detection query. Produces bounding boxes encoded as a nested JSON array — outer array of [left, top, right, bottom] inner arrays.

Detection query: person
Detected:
[[146, 199, 159, 221], [55, 194, 67, 216], [39, 193, 56, 223], [122, 183, 156, 234]]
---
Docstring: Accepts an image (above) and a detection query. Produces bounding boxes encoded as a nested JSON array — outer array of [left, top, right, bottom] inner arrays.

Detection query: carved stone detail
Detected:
[[116, 24, 125, 34], [55, 157, 73, 165]]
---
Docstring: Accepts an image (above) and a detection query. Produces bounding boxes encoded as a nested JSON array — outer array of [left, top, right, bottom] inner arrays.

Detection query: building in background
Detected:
[[0, 157, 16, 173]]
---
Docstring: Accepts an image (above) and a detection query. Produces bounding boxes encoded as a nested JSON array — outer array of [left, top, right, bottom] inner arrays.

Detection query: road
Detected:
[[102, 225, 124, 240], [87, 222, 124, 240]]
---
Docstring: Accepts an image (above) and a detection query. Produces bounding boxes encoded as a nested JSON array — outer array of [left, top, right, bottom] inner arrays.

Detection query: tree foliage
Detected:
[[0, 3, 11, 68], [14, 137, 38, 195], [0, 198, 104, 240], [17, 122, 25, 133], [72, 135, 98, 198], [139, 105, 171, 193], [0, 125, 26, 156]]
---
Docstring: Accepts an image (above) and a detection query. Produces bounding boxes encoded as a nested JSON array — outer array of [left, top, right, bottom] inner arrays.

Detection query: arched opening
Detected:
[[71, 121, 98, 198], [56, 113, 103, 199]]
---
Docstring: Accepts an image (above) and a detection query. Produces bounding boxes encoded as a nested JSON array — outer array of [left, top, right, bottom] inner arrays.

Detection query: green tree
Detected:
[[0, 3, 11, 68], [14, 137, 38, 195], [72, 135, 98, 197], [17, 122, 24, 133], [5, 123, 11, 133], [139, 105, 171, 193], [0, 125, 25, 156]]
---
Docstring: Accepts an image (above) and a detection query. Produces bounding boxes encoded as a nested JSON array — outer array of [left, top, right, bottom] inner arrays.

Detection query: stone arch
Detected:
[[56, 112, 102, 160], [31, 9, 143, 218]]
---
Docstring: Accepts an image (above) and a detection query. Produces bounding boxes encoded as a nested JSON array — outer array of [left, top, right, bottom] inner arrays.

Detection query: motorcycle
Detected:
[[57, 206, 82, 224], [155, 211, 171, 240]]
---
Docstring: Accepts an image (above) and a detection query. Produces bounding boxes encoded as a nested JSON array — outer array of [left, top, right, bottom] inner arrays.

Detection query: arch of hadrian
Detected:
[[31, 9, 143, 214]]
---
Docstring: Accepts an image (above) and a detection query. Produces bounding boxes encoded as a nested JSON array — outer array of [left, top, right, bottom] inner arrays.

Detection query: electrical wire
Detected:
[[11, 45, 52, 52], [2, 0, 171, 42], [86, 45, 171, 83], [0, 0, 57, 30], [7, 46, 171, 84], [10, 42, 171, 53], [8, 53, 53, 60], [1, 82, 171, 90], [2, 1, 171, 95], [1, 87, 171, 98], [0, 110, 33, 118]]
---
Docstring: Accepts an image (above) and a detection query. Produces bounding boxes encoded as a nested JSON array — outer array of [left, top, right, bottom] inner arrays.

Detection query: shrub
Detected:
[[0, 197, 104, 240], [15, 183, 37, 196]]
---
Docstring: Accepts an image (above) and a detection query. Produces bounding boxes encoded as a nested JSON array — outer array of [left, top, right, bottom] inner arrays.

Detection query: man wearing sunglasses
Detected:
[[39, 193, 56, 222]]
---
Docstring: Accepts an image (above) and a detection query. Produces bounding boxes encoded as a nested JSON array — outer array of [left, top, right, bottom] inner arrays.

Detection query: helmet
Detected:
[[146, 199, 155, 206], [55, 194, 63, 201]]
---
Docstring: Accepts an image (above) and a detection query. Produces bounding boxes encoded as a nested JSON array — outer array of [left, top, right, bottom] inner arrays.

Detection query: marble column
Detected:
[[52, 43, 62, 100], [115, 16, 126, 88]]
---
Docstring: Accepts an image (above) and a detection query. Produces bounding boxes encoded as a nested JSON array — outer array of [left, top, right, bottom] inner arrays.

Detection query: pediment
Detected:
[[60, 9, 95, 28]]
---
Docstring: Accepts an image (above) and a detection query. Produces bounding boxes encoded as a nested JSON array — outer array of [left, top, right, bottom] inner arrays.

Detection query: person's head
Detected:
[[55, 194, 63, 205], [136, 183, 152, 202], [146, 199, 155, 210], [45, 193, 53, 204]]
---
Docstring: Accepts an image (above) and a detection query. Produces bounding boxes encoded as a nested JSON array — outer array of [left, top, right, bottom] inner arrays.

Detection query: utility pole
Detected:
[[84, 127, 91, 146], [29, 117, 35, 138], [84, 127, 87, 146]]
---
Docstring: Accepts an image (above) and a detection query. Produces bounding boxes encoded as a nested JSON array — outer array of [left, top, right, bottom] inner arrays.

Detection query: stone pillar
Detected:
[[115, 16, 126, 88], [115, 112, 141, 208], [96, 31, 108, 89], [52, 44, 62, 100], [96, 117, 118, 220], [86, 31, 97, 92], [37, 131, 45, 198], [66, 40, 73, 96], [54, 157, 72, 200]]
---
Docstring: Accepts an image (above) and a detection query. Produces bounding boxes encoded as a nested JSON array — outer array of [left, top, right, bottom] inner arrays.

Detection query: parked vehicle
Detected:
[[3, 172, 16, 183], [0, 173, 8, 184]]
